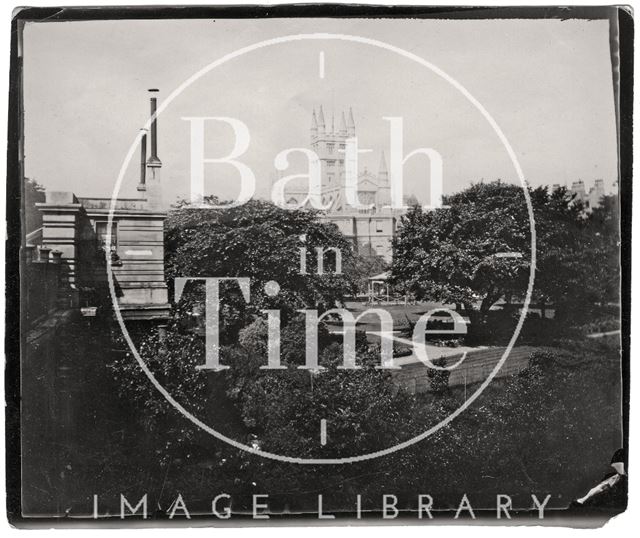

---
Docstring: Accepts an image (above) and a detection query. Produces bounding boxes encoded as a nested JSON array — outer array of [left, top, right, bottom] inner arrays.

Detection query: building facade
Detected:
[[25, 93, 170, 321], [284, 106, 406, 262]]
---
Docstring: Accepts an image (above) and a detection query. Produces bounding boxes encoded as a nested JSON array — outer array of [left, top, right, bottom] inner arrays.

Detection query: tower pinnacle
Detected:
[[378, 150, 388, 179], [347, 107, 355, 136], [340, 111, 347, 134], [377, 150, 391, 209], [318, 105, 326, 133]]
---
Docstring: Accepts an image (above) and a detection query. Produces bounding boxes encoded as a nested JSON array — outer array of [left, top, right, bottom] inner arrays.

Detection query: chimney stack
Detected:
[[137, 131, 147, 191], [145, 89, 163, 209], [147, 89, 161, 167]]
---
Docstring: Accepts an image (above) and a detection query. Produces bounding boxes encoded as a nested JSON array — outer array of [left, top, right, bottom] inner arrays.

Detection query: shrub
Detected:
[[528, 349, 559, 370], [427, 357, 451, 394]]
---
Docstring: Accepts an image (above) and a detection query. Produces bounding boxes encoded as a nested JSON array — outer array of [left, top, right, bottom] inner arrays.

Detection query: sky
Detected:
[[23, 17, 618, 207]]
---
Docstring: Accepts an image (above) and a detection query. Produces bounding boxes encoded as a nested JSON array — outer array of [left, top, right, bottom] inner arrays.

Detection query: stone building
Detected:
[[285, 106, 407, 262], [25, 92, 170, 321], [554, 179, 608, 212]]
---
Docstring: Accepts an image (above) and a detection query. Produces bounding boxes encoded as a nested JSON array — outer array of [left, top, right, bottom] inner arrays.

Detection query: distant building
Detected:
[[555, 179, 609, 212], [284, 106, 408, 262]]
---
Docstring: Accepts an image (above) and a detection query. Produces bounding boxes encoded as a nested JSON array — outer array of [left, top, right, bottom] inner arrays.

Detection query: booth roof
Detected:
[[368, 271, 390, 281]]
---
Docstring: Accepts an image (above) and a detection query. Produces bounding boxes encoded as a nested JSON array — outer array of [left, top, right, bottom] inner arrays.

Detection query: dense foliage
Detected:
[[391, 182, 619, 322], [24, 177, 46, 234], [97, 189, 623, 515], [110, 201, 405, 461], [89, 321, 622, 513], [164, 199, 359, 341]]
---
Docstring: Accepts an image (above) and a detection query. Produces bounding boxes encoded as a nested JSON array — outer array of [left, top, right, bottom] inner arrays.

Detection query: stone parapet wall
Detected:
[[392, 345, 540, 394]]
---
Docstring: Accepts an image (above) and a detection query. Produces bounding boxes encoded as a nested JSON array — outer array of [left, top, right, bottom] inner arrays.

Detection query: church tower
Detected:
[[310, 105, 354, 211], [303, 106, 403, 262]]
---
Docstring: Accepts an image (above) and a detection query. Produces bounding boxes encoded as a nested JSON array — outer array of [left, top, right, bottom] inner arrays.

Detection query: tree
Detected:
[[165, 199, 359, 342], [582, 195, 620, 306], [104, 188, 622, 511], [345, 252, 389, 295], [107, 327, 210, 461], [391, 182, 535, 316], [527, 186, 590, 320], [24, 178, 46, 234], [225, 338, 419, 460], [427, 357, 451, 394], [532, 190, 619, 321], [109, 200, 364, 457], [391, 181, 603, 322]]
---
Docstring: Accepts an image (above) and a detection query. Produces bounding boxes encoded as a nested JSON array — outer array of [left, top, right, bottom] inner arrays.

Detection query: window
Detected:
[[327, 143, 335, 154], [95, 221, 121, 264], [96, 221, 117, 250], [376, 220, 384, 233]]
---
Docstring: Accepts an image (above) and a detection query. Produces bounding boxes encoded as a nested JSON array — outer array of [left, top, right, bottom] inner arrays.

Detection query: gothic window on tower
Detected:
[[327, 143, 334, 154]]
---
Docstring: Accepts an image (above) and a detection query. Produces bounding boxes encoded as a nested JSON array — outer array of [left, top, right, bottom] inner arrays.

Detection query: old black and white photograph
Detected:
[[3, 4, 633, 529]]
